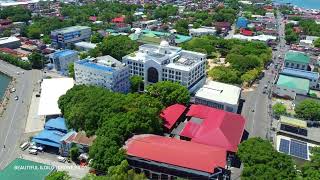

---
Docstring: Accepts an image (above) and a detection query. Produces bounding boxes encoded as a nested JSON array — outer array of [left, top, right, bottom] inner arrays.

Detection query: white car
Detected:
[[29, 149, 38, 155], [14, 96, 19, 101], [20, 142, 30, 151], [57, 156, 67, 163]]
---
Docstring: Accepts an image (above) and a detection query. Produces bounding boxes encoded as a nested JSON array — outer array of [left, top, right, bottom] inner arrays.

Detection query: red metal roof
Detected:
[[125, 134, 226, 173], [180, 104, 246, 152], [112, 17, 125, 23], [160, 104, 186, 130], [240, 29, 253, 36]]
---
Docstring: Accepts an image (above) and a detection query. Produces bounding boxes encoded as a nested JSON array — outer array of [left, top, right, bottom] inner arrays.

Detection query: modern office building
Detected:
[[74, 55, 130, 93], [122, 41, 206, 92], [51, 26, 91, 49], [284, 51, 310, 70], [49, 49, 79, 72], [189, 27, 216, 37], [195, 80, 241, 113]]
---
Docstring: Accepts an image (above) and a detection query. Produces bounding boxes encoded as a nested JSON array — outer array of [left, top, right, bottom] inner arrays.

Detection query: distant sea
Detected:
[[0, 72, 10, 101], [273, 0, 320, 10]]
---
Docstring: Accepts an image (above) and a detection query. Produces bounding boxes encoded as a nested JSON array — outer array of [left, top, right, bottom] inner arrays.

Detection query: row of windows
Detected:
[[127, 61, 144, 67], [162, 69, 182, 75], [285, 62, 306, 69]]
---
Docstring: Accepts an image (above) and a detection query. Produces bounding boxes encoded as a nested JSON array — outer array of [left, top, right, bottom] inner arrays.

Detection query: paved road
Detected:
[[0, 60, 41, 169], [241, 12, 287, 138]]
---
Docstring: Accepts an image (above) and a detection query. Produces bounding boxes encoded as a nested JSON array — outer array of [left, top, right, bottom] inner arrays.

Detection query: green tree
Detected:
[[301, 147, 320, 179], [314, 38, 320, 48], [295, 99, 320, 121], [28, 52, 44, 69], [238, 138, 297, 179], [98, 36, 138, 61], [2, 29, 11, 37], [146, 81, 190, 106], [46, 171, 71, 180], [174, 19, 189, 35], [42, 35, 51, 44], [272, 103, 287, 118], [68, 63, 75, 78], [208, 66, 241, 84], [90, 33, 103, 43], [129, 75, 143, 92], [70, 145, 80, 162]]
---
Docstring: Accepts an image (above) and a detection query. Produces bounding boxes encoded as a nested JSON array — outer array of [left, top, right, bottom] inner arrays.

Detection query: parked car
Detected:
[[20, 142, 30, 151], [29, 149, 38, 155], [57, 156, 66, 163], [14, 96, 19, 100], [10, 88, 16, 93]]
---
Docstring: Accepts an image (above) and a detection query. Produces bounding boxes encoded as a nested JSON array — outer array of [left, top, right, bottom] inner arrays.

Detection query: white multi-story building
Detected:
[[195, 80, 242, 113], [189, 27, 216, 37], [51, 26, 91, 49], [74, 55, 130, 93], [122, 41, 206, 92]]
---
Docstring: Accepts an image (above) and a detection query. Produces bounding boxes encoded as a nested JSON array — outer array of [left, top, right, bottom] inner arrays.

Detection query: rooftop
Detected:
[[0, 158, 54, 180], [129, 30, 192, 44], [51, 26, 90, 34], [124, 43, 205, 71], [285, 51, 310, 64], [280, 116, 307, 129], [276, 75, 310, 92], [38, 78, 74, 116], [281, 68, 319, 81], [32, 130, 66, 148], [52, 49, 78, 59], [160, 104, 187, 130], [74, 42, 97, 49], [76, 55, 124, 72], [0, 36, 20, 45], [125, 134, 226, 173], [44, 117, 67, 132], [195, 80, 241, 105], [180, 104, 246, 152]]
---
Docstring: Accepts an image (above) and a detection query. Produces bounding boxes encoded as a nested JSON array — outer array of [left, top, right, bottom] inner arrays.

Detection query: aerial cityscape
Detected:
[[0, 0, 320, 179]]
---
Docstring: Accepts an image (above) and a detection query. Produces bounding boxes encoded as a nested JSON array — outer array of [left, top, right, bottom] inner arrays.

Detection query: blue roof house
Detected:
[[236, 17, 248, 29], [32, 130, 66, 148], [44, 117, 68, 133]]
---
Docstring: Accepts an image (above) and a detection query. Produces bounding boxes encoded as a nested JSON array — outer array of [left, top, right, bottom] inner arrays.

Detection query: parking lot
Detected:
[[19, 143, 89, 179]]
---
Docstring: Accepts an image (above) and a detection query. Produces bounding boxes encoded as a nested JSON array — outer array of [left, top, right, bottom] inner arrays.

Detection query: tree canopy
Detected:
[[58, 85, 164, 171], [295, 99, 320, 121], [45, 171, 70, 180], [146, 81, 190, 107], [238, 138, 297, 179], [28, 52, 44, 69], [129, 75, 143, 93], [0, 6, 31, 22], [97, 35, 138, 61], [272, 103, 287, 118]]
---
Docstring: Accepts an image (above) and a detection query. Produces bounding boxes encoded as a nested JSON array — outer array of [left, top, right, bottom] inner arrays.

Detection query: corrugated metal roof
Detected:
[[160, 104, 186, 130], [285, 51, 310, 64], [179, 104, 246, 152], [281, 68, 319, 81], [44, 117, 67, 132], [125, 134, 226, 173], [32, 130, 66, 148], [276, 75, 310, 92]]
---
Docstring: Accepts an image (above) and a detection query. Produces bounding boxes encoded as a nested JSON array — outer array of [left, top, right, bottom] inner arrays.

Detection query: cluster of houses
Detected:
[[232, 11, 278, 43]]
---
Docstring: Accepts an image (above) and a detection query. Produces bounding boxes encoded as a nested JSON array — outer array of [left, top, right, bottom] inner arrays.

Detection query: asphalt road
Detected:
[[0, 60, 41, 169], [241, 12, 287, 139]]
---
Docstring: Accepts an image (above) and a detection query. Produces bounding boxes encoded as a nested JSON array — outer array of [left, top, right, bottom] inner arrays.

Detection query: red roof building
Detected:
[[160, 104, 186, 130], [180, 104, 246, 152], [125, 134, 228, 179], [112, 16, 125, 23], [240, 28, 253, 36], [89, 16, 97, 22]]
